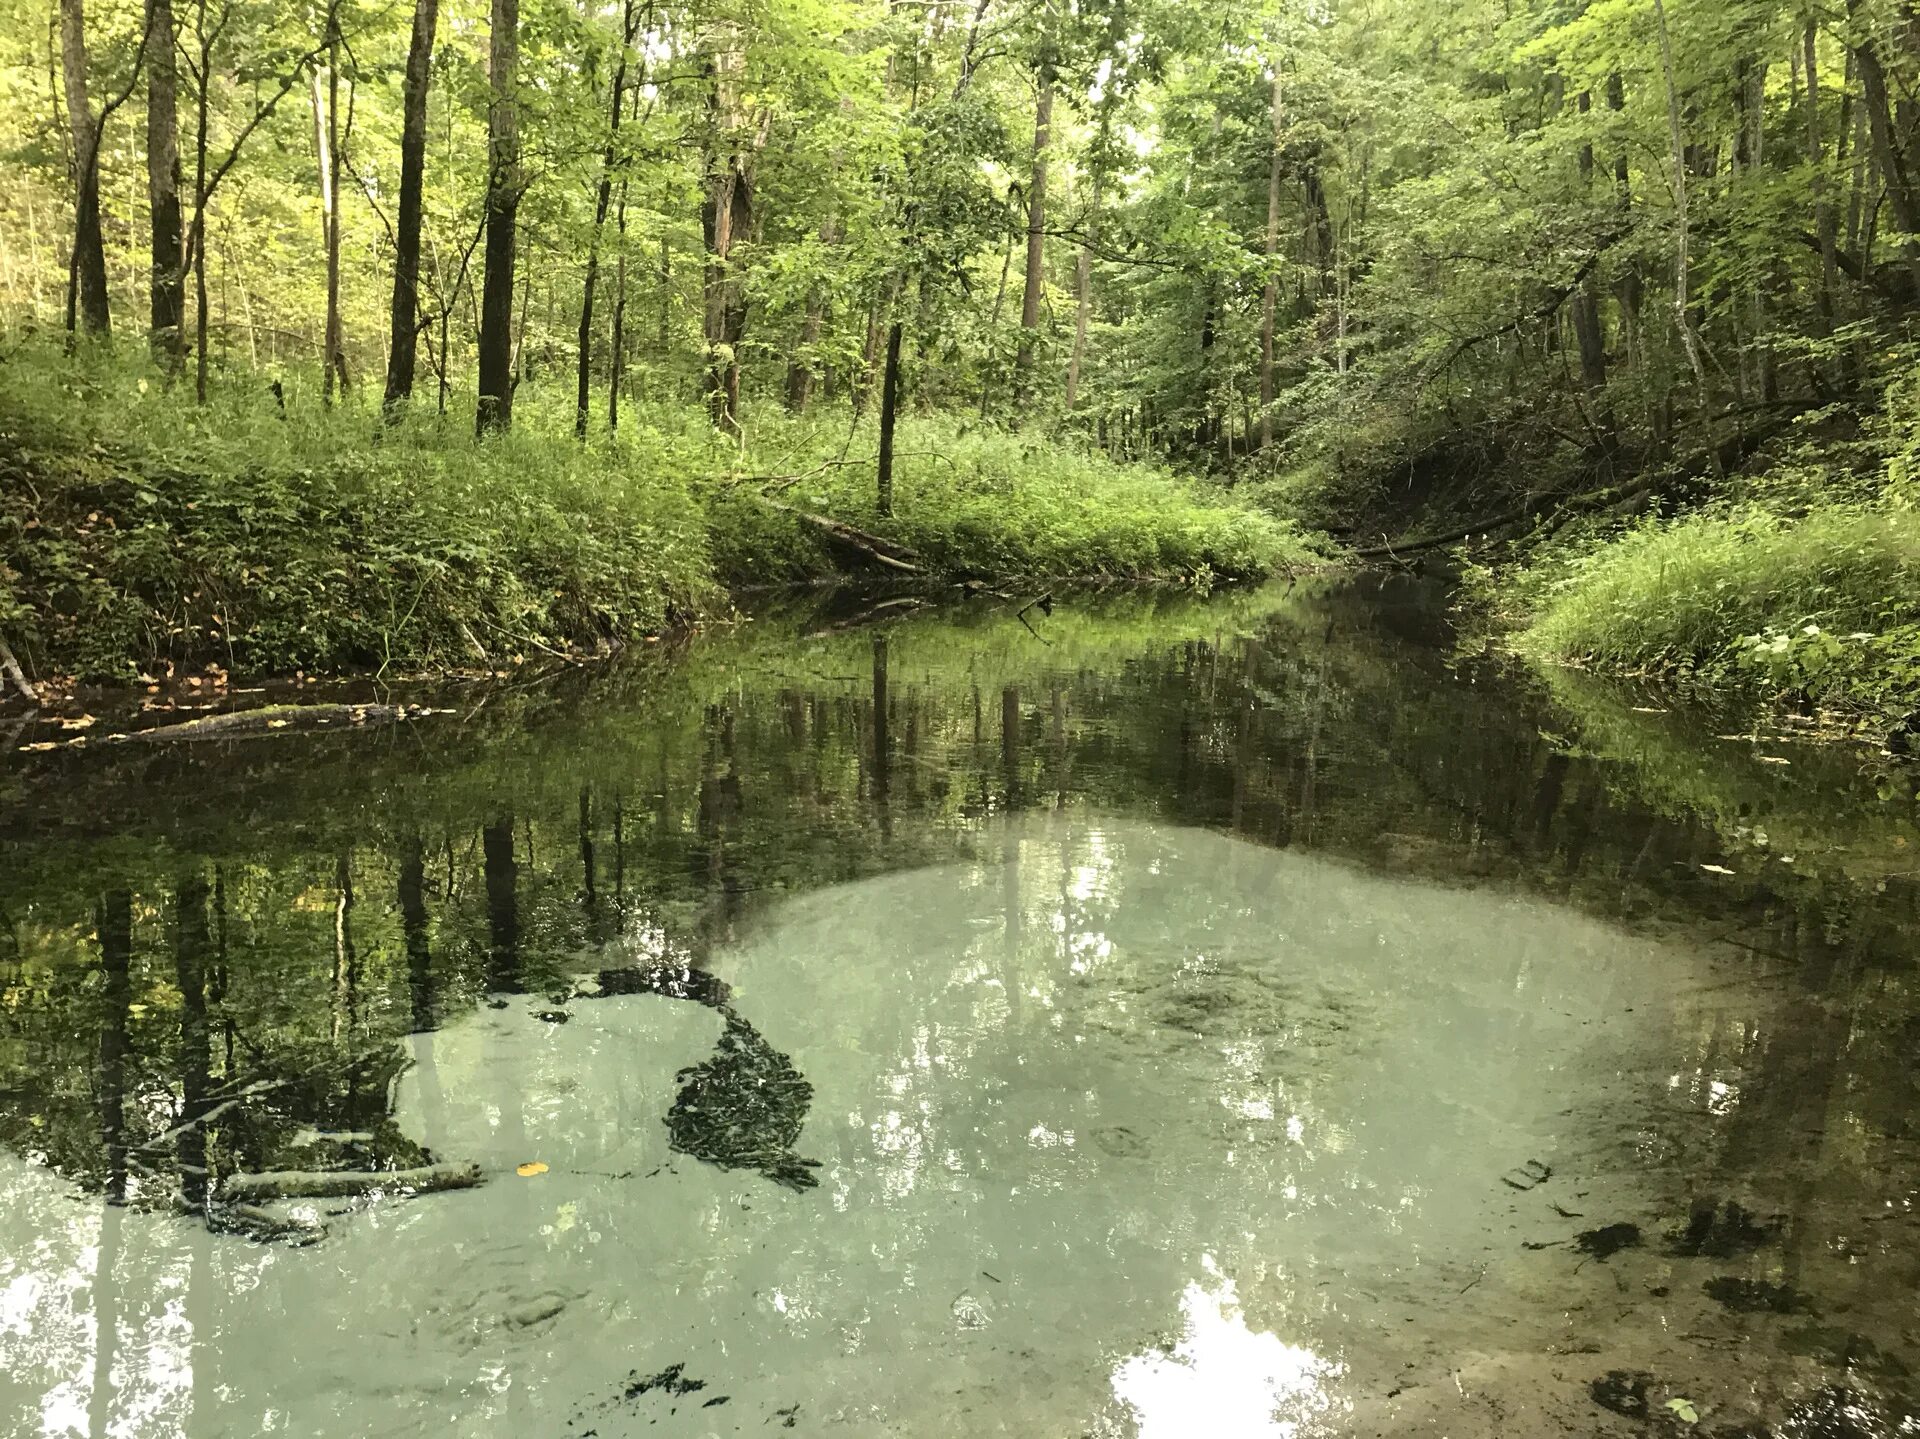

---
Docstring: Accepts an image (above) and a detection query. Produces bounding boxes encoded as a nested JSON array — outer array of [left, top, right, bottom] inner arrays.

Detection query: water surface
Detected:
[[1, 579, 1916, 1438]]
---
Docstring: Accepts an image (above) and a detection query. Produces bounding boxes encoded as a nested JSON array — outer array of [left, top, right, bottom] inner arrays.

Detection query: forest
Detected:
[[2, 0, 1920, 731]]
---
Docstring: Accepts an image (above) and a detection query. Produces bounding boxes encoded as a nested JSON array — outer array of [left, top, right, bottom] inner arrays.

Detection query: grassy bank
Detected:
[[0, 346, 1317, 682], [1505, 504, 1920, 720], [1470, 376, 1920, 738]]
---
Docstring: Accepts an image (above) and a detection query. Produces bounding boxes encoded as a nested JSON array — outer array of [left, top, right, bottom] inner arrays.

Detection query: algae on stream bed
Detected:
[[0, 578, 1916, 1438]]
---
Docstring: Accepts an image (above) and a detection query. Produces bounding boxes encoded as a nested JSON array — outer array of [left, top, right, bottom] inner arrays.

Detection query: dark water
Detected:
[[0, 578, 1916, 1438]]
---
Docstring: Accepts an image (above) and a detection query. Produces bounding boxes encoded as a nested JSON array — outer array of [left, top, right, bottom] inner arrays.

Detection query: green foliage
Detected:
[[0, 345, 717, 678], [1514, 502, 1920, 715], [0, 343, 1310, 679], [707, 414, 1318, 586]]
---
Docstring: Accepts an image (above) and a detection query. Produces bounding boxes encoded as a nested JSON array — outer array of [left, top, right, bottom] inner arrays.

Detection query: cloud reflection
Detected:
[[1112, 1257, 1345, 1438]]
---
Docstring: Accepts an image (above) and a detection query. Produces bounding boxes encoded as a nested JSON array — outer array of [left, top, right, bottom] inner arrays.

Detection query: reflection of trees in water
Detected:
[[1, 584, 1916, 1239]]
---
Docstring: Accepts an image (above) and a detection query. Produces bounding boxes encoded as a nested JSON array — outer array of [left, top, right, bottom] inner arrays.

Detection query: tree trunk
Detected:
[[609, 172, 629, 430], [1848, 0, 1920, 299], [1013, 69, 1053, 399], [700, 59, 753, 435], [876, 319, 902, 517], [311, 26, 345, 403], [1806, 21, 1839, 329], [191, 10, 209, 401], [475, 0, 520, 434], [1652, 0, 1713, 407], [1606, 72, 1643, 350], [60, 0, 111, 336], [1571, 91, 1614, 450], [577, 0, 635, 440], [146, 0, 183, 355], [1258, 73, 1283, 449], [786, 220, 835, 413], [383, 0, 438, 410]]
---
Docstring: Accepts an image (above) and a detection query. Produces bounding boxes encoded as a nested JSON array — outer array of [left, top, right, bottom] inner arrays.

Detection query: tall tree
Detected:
[[475, 0, 520, 434], [145, 0, 183, 354], [576, 0, 638, 440], [311, 2, 347, 400], [382, 0, 439, 410], [59, 0, 111, 335], [1257, 70, 1283, 449], [1013, 65, 1054, 398]]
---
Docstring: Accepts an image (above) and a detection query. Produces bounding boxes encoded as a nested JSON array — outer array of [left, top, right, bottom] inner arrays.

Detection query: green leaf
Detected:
[[1666, 1398, 1699, 1425]]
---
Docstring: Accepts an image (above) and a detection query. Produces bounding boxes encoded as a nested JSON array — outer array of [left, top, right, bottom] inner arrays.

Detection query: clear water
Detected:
[[1, 579, 1916, 1438]]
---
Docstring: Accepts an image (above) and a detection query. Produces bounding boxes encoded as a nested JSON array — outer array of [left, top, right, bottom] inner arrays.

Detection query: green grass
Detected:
[[707, 413, 1318, 587], [1512, 502, 1920, 716], [0, 343, 1317, 681]]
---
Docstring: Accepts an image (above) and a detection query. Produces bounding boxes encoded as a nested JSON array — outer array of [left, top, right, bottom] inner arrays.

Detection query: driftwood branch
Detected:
[[0, 636, 35, 704], [1353, 473, 1662, 560], [752, 495, 924, 573], [219, 1161, 482, 1204]]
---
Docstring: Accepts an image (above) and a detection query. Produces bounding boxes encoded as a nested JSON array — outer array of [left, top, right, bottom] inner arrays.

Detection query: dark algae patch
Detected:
[[1575, 1222, 1643, 1260], [1670, 1198, 1776, 1258], [1590, 1370, 1652, 1420], [578, 962, 820, 1191], [1703, 1277, 1815, 1315], [624, 1363, 706, 1400], [666, 1016, 821, 1192]]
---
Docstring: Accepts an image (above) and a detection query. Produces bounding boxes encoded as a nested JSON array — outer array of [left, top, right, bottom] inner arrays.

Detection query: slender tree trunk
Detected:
[[977, 231, 1014, 419], [700, 56, 751, 435], [1258, 74, 1283, 448], [384, 0, 438, 410], [1570, 91, 1615, 451], [786, 219, 835, 412], [311, 22, 345, 403], [1652, 0, 1713, 408], [1806, 21, 1839, 328], [876, 319, 902, 517], [60, 0, 110, 335], [609, 172, 629, 430], [1013, 69, 1053, 399], [146, 0, 182, 355], [475, 0, 520, 434], [191, 13, 209, 401], [577, 0, 635, 439]]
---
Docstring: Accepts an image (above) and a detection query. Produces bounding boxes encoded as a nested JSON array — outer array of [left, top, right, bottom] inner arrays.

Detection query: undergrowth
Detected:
[[1493, 377, 1920, 724], [0, 343, 1316, 681]]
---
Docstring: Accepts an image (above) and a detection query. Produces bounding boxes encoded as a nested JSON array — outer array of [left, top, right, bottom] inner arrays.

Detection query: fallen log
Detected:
[[112, 703, 426, 744], [218, 1161, 483, 1204], [1352, 474, 1661, 560], [751, 494, 924, 573]]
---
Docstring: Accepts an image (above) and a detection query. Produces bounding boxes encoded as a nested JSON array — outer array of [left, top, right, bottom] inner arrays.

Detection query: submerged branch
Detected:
[[218, 1162, 483, 1204]]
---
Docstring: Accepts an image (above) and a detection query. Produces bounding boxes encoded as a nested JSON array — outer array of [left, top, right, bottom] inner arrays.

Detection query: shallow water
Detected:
[[1, 579, 1917, 1438]]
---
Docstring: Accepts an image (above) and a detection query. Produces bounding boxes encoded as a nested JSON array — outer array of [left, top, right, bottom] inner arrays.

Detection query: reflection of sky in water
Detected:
[[1112, 1257, 1345, 1438]]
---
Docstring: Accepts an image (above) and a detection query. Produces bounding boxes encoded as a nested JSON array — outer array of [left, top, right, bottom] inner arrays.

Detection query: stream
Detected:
[[0, 577, 1916, 1438]]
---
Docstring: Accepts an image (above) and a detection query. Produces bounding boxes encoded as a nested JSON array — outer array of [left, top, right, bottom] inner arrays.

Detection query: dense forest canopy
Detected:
[[11, 0, 1920, 495]]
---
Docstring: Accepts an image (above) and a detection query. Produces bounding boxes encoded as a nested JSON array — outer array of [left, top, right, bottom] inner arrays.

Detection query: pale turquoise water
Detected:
[[1, 580, 1915, 1437]]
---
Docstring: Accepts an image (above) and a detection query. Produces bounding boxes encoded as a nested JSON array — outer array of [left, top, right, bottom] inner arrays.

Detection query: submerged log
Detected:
[[218, 1161, 483, 1204], [112, 703, 427, 744]]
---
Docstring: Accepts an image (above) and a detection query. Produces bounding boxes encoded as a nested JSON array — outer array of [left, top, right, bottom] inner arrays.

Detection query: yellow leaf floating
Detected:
[[516, 1162, 549, 1178]]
